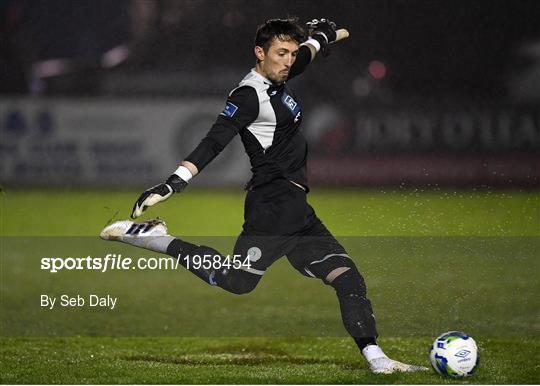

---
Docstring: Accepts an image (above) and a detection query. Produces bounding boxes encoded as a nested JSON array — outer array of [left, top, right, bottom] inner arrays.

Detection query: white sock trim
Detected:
[[173, 165, 193, 182], [302, 38, 321, 52], [362, 344, 387, 362]]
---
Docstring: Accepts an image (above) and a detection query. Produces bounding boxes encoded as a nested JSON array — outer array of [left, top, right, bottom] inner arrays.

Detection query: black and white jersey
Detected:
[[186, 45, 312, 190]]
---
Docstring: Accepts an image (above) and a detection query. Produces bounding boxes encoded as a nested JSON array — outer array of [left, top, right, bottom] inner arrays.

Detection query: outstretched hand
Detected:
[[306, 18, 337, 43], [131, 175, 188, 218], [306, 18, 338, 57]]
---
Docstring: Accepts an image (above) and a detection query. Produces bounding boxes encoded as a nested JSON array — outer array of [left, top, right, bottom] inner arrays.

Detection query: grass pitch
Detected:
[[2, 337, 539, 384], [1, 188, 539, 384]]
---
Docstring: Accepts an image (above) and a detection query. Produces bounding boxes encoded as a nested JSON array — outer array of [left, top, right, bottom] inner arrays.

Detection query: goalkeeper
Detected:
[[101, 17, 427, 375]]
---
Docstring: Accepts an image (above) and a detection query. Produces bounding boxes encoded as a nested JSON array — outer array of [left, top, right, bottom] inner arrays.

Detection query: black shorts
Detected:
[[233, 178, 348, 277]]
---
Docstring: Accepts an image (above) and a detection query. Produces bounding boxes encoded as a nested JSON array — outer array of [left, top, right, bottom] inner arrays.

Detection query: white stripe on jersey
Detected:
[[234, 69, 277, 150]]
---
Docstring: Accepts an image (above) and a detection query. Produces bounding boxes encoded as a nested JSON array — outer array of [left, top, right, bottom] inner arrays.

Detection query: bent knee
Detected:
[[325, 266, 351, 283], [220, 270, 260, 295], [307, 255, 367, 295]]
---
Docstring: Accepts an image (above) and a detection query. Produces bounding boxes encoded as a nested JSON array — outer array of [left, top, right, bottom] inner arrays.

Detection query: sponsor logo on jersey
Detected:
[[281, 93, 301, 119], [220, 101, 238, 117], [283, 94, 297, 110]]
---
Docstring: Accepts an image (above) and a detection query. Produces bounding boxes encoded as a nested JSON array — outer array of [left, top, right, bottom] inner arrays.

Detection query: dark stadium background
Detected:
[[1, 0, 539, 188]]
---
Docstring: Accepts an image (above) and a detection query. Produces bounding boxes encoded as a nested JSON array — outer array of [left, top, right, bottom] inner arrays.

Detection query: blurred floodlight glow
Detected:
[[353, 76, 371, 96], [31, 59, 70, 79], [368, 60, 387, 80], [101, 45, 130, 68]]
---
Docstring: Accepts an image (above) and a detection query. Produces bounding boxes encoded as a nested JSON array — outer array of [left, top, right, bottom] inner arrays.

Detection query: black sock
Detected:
[[354, 336, 378, 351], [166, 238, 224, 285]]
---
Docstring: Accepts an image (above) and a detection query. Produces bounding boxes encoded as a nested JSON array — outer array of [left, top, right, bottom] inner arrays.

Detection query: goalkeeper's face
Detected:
[[255, 37, 299, 84]]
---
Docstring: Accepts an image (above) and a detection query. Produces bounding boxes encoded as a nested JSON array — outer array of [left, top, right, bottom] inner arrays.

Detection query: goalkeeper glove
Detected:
[[306, 18, 337, 57], [131, 172, 188, 219]]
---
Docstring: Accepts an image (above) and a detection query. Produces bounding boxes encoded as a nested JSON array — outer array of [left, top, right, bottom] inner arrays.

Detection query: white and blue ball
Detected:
[[429, 331, 479, 378]]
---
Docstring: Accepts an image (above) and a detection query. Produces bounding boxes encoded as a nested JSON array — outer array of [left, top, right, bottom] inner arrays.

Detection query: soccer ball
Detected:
[[429, 331, 479, 378]]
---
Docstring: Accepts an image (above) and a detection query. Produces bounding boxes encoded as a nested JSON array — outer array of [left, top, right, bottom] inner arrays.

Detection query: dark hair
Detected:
[[255, 17, 305, 52]]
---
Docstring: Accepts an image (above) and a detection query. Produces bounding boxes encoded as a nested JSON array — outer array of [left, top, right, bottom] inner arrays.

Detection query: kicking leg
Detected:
[[166, 236, 262, 294], [100, 219, 262, 294]]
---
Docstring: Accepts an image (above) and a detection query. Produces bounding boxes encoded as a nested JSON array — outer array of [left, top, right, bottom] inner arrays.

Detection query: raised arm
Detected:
[[288, 18, 339, 80]]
